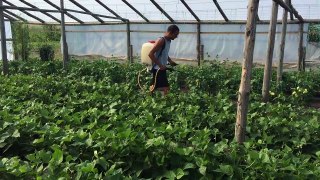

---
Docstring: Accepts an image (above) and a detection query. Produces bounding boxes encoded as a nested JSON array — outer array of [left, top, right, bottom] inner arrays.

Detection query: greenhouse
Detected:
[[1, 0, 320, 179]]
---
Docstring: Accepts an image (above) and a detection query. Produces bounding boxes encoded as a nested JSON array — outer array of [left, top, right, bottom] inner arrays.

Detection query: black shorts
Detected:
[[151, 69, 169, 88]]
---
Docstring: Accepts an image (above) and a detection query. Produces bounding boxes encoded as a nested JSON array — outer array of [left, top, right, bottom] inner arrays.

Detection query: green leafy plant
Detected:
[[12, 22, 30, 60], [1, 60, 320, 179], [39, 45, 55, 61]]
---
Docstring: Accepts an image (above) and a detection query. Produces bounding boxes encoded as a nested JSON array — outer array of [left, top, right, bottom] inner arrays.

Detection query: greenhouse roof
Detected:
[[1, 0, 320, 24]]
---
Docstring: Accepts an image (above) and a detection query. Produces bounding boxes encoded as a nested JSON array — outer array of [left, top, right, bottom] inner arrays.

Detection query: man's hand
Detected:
[[159, 64, 167, 70], [170, 61, 178, 66]]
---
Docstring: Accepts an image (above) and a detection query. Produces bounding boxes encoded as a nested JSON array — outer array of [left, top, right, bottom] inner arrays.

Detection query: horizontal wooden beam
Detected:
[[25, 19, 320, 26]]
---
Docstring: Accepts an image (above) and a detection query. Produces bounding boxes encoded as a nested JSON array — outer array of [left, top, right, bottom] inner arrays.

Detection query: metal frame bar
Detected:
[[3, 13, 16, 21], [61, 0, 68, 68], [150, 0, 175, 23], [289, 0, 294, 20], [212, 0, 229, 22], [122, 0, 149, 22], [0, 6, 126, 21], [64, 8, 127, 21], [4, 9, 26, 21], [95, 0, 124, 21], [69, 0, 104, 23], [2, 0, 45, 23], [44, 0, 83, 24], [180, 0, 200, 22], [272, 0, 303, 22], [0, 0, 8, 75], [19, 0, 60, 23], [26, 19, 319, 26]]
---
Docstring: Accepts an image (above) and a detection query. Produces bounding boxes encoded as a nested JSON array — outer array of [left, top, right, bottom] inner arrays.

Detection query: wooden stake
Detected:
[[0, 0, 9, 75], [235, 0, 260, 144], [130, 45, 133, 63], [200, 45, 204, 61], [262, 1, 278, 102], [298, 23, 304, 71], [277, 0, 289, 84], [197, 23, 201, 66], [126, 21, 131, 62]]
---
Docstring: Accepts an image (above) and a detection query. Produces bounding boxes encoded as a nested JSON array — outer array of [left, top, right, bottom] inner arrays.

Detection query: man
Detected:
[[148, 25, 179, 95]]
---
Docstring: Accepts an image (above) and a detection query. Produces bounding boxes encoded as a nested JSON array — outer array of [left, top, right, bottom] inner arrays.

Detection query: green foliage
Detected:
[[1, 60, 320, 179], [12, 22, 30, 60], [39, 45, 55, 61], [12, 24, 61, 60], [308, 23, 320, 42], [43, 24, 61, 41]]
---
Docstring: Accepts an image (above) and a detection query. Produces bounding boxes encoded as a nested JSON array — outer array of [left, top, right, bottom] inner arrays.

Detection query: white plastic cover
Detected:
[[0, 21, 14, 61], [66, 23, 310, 63]]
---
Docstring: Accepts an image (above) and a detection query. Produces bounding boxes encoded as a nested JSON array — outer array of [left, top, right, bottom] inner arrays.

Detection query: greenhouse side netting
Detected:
[[0, 21, 14, 60], [65, 23, 310, 63]]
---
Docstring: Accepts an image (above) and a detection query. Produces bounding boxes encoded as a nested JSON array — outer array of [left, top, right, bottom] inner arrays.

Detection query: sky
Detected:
[[3, 0, 320, 23]]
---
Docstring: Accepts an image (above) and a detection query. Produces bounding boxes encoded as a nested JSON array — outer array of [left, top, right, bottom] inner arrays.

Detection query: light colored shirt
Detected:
[[153, 37, 171, 69]]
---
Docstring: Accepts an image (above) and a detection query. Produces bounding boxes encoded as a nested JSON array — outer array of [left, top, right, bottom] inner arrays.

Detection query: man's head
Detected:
[[166, 25, 179, 40]]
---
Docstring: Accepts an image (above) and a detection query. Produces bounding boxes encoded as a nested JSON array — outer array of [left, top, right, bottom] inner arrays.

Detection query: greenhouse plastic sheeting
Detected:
[[65, 23, 309, 63], [306, 42, 320, 61], [0, 21, 14, 61]]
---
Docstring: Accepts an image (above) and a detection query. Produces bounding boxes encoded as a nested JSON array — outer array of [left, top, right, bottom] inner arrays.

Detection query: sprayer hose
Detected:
[[138, 68, 160, 92]]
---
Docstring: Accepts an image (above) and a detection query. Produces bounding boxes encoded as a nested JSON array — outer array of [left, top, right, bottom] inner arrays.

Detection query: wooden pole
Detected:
[[289, 0, 294, 20], [262, 1, 278, 102], [0, 0, 9, 75], [302, 46, 306, 71], [298, 23, 304, 71], [60, 0, 68, 68], [126, 20, 131, 62], [130, 44, 133, 63], [200, 45, 204, 60], [235, 0, 260, 144], [197, 23, 201, 66], [277, 0, 289, 84]]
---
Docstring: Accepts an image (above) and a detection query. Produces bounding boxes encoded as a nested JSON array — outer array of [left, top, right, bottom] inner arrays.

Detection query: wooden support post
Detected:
[[130, 45, 133, 63], [302, 46, 306, 71], [197, 23, 201, 66], [0, 0, 9, 75], [298, 23, 304, 71], [235, 0, 260, 144], [289, 0, 294, 20], [277, 0, 289, 84], [262, 1, 278, 102], [60, 0, 68, 68], [200, 45, 204, 61], [126, 21, 132, 62]]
